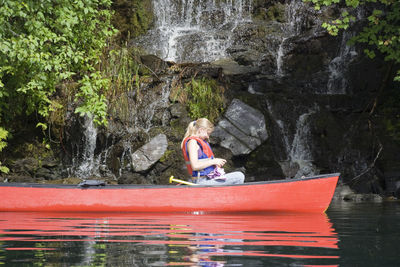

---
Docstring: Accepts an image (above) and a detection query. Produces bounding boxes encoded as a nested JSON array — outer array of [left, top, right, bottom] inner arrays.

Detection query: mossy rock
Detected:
[[111, 0, 154, 42], [253, 2, 286, 23]]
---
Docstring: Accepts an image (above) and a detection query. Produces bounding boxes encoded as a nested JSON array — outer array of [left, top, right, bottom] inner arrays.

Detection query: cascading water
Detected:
[[267, 101, 319, 178], [68, 78, 172, 179], [326, 31, 358, 94], [134, 77, 172, 133], [70, 116, 101, 178], [138, 0, 252, 63], [275, 0, 306, 76], [325, 7, 365, 94], [276, 37, 287, 77], [288, 108, 318, 178]]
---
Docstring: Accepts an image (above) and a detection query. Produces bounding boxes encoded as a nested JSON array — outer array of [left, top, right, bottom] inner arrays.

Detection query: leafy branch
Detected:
[[0, 0, 116, 130], [303, 0, 400, 81]]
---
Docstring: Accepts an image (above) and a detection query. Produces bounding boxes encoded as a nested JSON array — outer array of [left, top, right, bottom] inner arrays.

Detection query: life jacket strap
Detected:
[[185, 158, 210, 178]]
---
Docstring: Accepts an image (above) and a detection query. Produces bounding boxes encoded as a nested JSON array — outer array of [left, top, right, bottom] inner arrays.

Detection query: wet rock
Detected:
[[212, 99, 268, 155], [35, 167, 58, 180], [41, 158, 59, 168], [333, 182, 384, 202], [5, 175, 35, 183], [395, 183, 400, 199], [48, 177, 83, 185], [384, 170, 400, 196], [169, 103, 187, 118], [140, 54, 170, 74], [131, 134, 168, 172], [11, 158, 39, 176], [333, 185, 355, 200], [118, 172, 147, 184], [211, 58, 258, 75], [343, 193, 383, 203]]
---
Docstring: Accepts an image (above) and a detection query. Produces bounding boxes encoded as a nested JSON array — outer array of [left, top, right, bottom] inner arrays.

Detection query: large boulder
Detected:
[[212, 99, 268, 155], [131, 134, 168, 172]]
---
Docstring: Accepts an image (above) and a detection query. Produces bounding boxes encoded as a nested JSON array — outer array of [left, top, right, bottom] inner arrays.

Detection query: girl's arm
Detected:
[[187, 139, 226, 170]]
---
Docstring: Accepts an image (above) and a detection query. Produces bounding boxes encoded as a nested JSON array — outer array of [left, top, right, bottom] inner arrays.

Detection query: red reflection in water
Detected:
[[0, 212, 338, 264]]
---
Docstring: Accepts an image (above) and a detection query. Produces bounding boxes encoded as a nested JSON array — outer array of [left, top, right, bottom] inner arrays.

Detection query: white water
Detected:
[[325, 8, 365, 94], [288, 108, 318, 178], [326, 31, 358, 94], [267, 101, 318, 178], [71, 116, 101, 178], [275, 0, 305, 76], [146, 0, 252, 62], [134, 78, 172, 133], [286, 0, 305, 36], [69, 79, 172, 178], [276, 37, 287, 77]]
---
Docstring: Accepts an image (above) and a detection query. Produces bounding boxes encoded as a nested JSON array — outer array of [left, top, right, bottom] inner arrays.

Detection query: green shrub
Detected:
[[174, 77, 225, 122], [0, 0, 116, 128]]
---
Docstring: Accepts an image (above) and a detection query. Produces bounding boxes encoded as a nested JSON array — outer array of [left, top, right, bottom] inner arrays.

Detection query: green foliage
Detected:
[[100, 46, 143, 122], [0, 0, 116, 128], [303, 0, 400, 81], [101, 46, 141, 95], [175, 77, 225, 123], [0, 127, 9, 173], [74, 71, 109, 126]]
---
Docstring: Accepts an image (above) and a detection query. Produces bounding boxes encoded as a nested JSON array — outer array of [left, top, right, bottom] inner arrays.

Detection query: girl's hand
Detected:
[[213, 158, 226, 167]]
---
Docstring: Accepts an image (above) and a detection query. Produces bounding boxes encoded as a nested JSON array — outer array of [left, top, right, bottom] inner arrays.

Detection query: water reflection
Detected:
[[0, 212, 338, 266]]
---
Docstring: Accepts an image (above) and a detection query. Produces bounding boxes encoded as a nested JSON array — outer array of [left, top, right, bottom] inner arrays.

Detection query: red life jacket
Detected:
[[182, 136, 215, 176]]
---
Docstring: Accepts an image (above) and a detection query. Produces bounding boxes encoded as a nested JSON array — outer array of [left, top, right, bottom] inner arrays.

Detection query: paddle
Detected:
[[169, 176, 198, 186]]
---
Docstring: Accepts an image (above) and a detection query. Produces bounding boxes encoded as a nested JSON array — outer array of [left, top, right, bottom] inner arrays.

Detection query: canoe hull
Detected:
[[0, 174, 339, 213]]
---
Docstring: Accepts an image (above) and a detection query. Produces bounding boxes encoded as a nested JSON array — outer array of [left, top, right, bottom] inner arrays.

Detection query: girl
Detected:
[[181, 118, 245, 185]]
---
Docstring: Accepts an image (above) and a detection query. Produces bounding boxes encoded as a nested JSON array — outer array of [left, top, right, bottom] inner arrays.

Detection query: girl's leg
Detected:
[[193, 172, 245, 185], [224, 171, 245, 184]]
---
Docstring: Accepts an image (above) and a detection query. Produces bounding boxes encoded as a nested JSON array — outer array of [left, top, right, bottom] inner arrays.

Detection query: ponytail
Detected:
[[181, 121, 197, 148], [180, 118, 214, 148]]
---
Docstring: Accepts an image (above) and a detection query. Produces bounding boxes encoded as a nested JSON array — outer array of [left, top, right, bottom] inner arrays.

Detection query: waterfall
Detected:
[[140, 0, 252, 63], [70, 116, 101, 178], [134, 77, 172, 133], [67, 78, 172, 179], [275, 0, 305, 76], [325, 7, 365, 94], [276, 37, 287, 77], [267, 101, 318, 178], [288, 108, 318, 178], [326, 31, 358, 94], [286, 0, 305, 36]]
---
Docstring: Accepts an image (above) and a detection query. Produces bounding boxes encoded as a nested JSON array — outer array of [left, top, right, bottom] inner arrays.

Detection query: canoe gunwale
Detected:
[[0, 173, 340, 189]]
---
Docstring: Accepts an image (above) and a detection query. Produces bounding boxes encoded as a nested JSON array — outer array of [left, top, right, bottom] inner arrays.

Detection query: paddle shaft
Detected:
[[169, 176, 197, 186]]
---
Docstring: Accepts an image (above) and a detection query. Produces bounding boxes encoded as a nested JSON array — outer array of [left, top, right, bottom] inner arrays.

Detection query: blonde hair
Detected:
[[181, 118, 214, 148]]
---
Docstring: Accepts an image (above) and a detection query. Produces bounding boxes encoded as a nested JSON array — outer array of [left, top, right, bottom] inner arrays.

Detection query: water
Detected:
[[139, 0, 252, 63], [70, 116, 100, 178], [287, 107, 319, 178], [0, 202, 399, 266], [67, 78, 172, 179], [326, 31, 357, 95], [275, 0, 306, 77], [266, 101, 318, 178]]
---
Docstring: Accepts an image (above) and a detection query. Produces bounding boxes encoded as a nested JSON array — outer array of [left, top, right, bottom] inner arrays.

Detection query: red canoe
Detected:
[[0, 173, 339, 213]]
